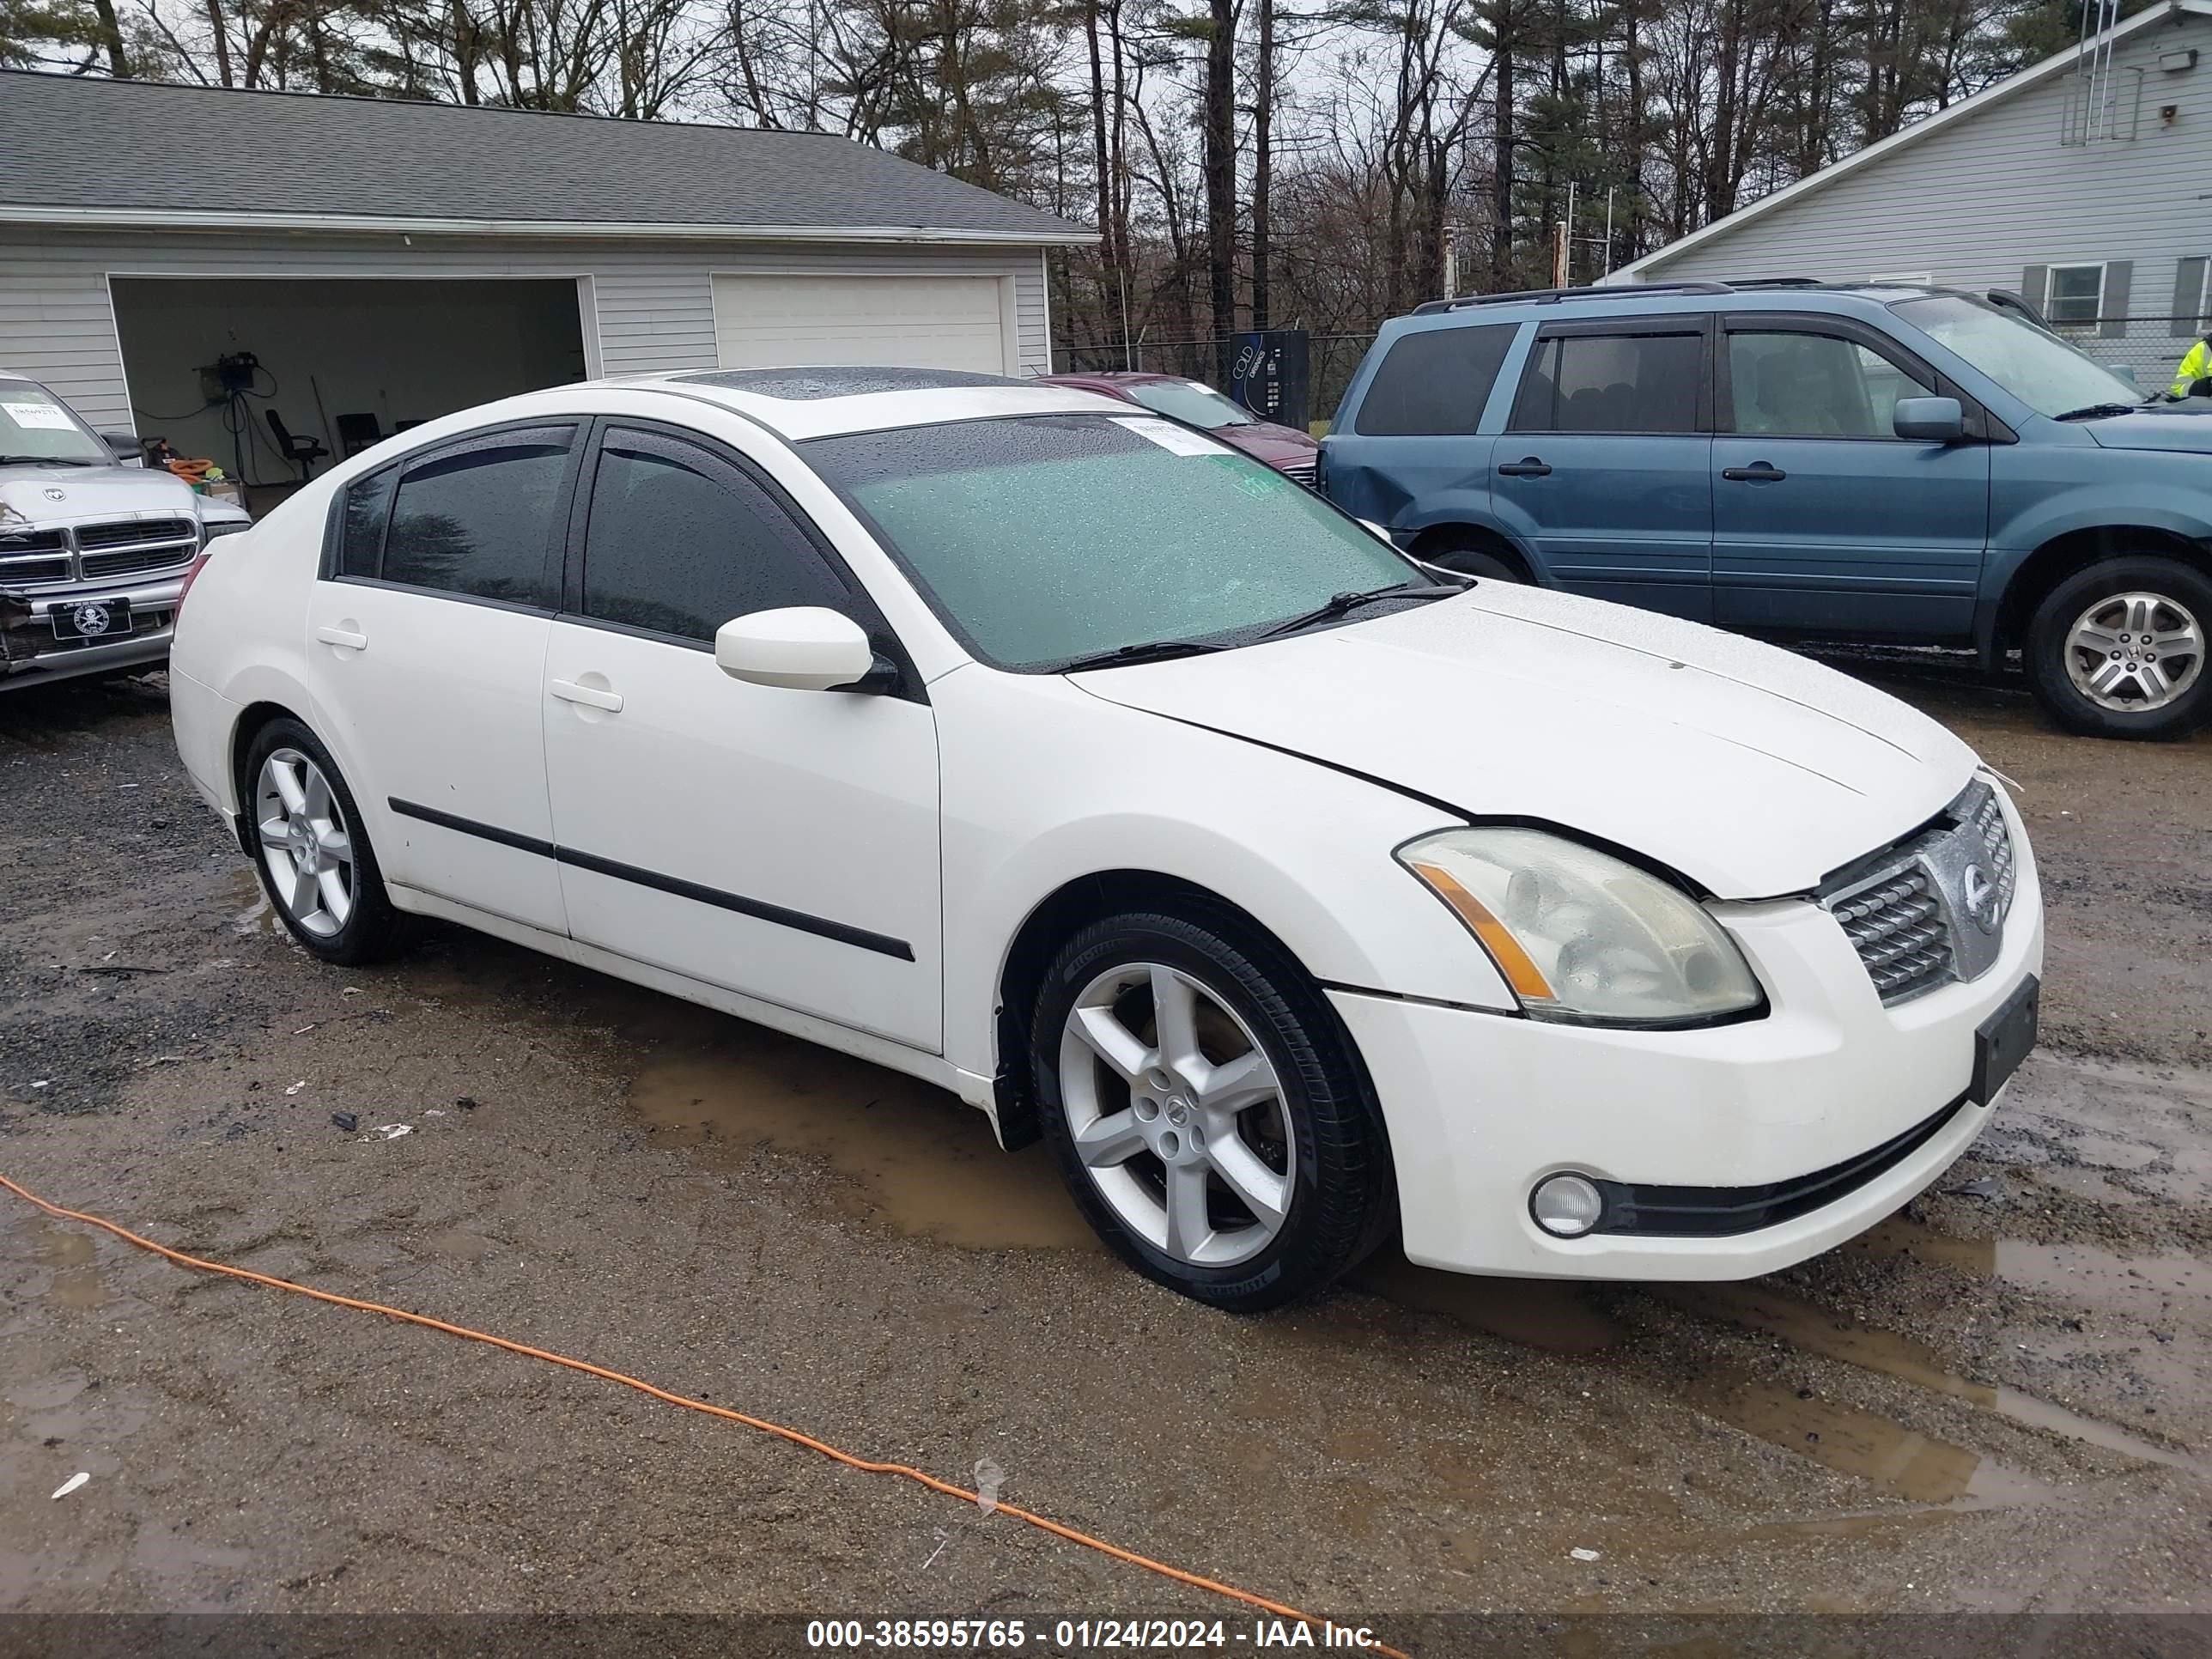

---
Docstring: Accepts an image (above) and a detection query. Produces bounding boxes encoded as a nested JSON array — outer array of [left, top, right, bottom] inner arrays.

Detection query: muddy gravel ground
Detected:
[[2, 657, 2209, 1656]]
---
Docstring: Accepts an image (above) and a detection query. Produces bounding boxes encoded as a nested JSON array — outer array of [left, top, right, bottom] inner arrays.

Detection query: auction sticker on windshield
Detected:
[[2, 399, 74, 430], [1111, 416, 1225, 457]]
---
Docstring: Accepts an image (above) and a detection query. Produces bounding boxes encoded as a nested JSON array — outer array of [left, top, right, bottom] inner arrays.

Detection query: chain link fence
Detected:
[[2057, 314, 2208, 393]]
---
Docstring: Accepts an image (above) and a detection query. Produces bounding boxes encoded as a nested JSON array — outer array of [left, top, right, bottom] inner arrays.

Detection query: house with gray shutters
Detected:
[[0, 72, 1087, 509], [1606, 0, 2212, 389]]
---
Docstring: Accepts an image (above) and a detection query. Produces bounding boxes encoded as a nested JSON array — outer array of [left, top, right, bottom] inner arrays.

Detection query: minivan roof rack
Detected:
[[1717, 276, 1830, 289], [1409, 281, 1732, 314]]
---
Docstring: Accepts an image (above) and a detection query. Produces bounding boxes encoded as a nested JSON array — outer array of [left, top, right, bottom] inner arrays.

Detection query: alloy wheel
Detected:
[[1057, 962, 1297, 1267], [2064, 591, 2204, 713], [255, 748, 356, 938]]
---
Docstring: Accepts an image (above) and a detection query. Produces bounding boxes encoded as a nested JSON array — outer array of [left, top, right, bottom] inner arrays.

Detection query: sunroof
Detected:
[[672, 367, 1026, 400]]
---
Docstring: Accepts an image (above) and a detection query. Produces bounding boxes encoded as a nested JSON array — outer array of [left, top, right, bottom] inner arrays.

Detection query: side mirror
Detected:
[[714, 606, 877, 692], [101, 432, 143, 466], [1893, 396, 1965, 443], [1359, 519, 1395, 544]]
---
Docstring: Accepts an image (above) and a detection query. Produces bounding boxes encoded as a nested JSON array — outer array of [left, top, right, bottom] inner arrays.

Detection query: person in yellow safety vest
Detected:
[[2170, 334, 2212, 398]]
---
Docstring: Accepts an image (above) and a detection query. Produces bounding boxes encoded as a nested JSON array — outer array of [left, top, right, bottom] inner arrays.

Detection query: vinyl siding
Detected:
[[0, 226, 1054, 433], [1627, 9, 2212, 361]]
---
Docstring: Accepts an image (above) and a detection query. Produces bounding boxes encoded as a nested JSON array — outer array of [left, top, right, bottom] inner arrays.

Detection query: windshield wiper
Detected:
[[0, 453, 100, 466], [1255, 581, 1456, 641], [2051, 403, 2143, 422], [1052, 638, 1231, 672]]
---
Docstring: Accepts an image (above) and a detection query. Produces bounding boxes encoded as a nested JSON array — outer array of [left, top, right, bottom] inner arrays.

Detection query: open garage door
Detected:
[[712, 273, 1014, 374], [110, 276, 588, 516]]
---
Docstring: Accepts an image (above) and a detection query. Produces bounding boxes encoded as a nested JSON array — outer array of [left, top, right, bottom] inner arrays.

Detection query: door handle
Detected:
[[549, 678, 623, 713], [1497, 458, 1552, 477], [314, 624, 368, 651], [1721, 462, 1788, 482]]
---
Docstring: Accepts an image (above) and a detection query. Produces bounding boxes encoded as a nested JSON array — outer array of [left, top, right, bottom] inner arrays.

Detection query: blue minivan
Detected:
[[1322, 280, 2212, 738]]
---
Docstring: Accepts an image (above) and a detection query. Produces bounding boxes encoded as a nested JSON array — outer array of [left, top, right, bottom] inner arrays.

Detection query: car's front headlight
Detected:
[[199, 518, 252, 544], [1397, 827, 1763, 1026]]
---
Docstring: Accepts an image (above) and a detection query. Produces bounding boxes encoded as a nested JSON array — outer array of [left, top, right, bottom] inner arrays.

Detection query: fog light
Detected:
[[1531, 1173, 1604, 1237]]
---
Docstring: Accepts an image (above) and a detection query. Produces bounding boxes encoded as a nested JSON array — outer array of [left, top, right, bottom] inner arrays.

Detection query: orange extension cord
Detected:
[[3, 1172, 1407, 1657]]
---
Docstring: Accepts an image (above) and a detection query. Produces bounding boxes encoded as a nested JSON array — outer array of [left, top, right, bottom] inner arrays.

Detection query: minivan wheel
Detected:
[[1030, 910, 1393, 1311], [2025, 556, 2212, 739], [1425, 540, 1523, 582], [242, 719, 402, 964]]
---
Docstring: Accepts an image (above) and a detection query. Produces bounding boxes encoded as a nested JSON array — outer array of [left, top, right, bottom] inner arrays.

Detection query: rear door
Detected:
[[304, 423, 579, 933], [1711, 314, 1991, 636], [1323, 321, 1520, 526], [1489, 316, 1714, 620]]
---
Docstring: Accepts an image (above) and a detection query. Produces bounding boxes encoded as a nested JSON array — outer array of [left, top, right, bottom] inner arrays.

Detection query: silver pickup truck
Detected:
[[2, 368, 253, 690]]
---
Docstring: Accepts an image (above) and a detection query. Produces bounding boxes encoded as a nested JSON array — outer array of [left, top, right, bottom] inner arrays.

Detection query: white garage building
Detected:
[[0, 72, 1086, 508]]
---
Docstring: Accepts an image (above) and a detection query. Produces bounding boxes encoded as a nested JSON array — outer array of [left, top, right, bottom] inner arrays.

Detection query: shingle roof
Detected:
[[0, 72, 1091, 243]]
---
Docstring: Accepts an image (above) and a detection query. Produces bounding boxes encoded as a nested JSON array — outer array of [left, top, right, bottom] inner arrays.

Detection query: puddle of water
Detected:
[[414, 1227, 496, 1262], [1693, 1380, 2043, 1505], [628, 1030, 1097, 1253], [1856, 1219, 2212, 1329], [1349, 1259, 1626, 1354], [13, 1216, 112, 1310], [1666, 1281, 2204, 1477]]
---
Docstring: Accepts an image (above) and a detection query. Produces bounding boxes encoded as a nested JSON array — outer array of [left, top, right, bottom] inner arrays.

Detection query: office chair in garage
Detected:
[[265, 409, 331, 481], [335, 412, 385, 458]]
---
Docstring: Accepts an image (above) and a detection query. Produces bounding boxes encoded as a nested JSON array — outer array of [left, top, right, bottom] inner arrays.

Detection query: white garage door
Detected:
[[711, 274, 1012, 374]]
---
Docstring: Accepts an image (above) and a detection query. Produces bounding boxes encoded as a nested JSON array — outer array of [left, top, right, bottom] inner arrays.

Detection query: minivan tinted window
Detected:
[[1510, 331, 1703, 434], [581, 427, 848, 641], [382, 427, 574, 608], [1354, 325, 1518, 436]]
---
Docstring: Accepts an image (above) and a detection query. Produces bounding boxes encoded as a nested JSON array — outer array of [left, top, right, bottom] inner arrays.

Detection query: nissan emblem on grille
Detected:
[[1820, 780, 2014, 1003]]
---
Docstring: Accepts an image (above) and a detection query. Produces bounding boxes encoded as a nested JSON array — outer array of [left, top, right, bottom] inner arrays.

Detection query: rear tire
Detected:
[[240, 718, 403, 964], [2024, 556, 2211, 739], [1422, 535, 1525, 582], [1030, 909, 1393, 1311]]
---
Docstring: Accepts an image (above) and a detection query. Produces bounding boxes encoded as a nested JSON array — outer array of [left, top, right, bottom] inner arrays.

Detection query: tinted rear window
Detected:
[[383, 427, 573, 607], [1354, 324, 1517, 436], [1509, 331, 1704, 434], [337, 467, 395, 578]]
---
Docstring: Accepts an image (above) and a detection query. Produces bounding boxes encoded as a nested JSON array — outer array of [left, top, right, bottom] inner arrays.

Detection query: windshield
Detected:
[[0, 380, 111, 465], [1124, 380, 1255, 429], [805, 413, 1414, 670], [1889, 294, 2145, 417]]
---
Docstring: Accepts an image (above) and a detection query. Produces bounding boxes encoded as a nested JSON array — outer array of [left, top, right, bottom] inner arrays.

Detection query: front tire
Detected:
[[241, 718, 402, 964], [2025, 556, 2211, 739], [1030, 910, 1393, 1311]]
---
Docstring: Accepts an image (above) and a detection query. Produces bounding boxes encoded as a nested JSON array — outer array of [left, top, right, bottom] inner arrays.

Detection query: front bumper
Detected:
[[0, 572, 188, 687], [1337, 814, 2044, 1280]]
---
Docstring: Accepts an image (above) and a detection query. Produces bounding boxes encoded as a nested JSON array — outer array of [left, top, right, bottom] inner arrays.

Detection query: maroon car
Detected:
[[1036, 371, 1320, 484]]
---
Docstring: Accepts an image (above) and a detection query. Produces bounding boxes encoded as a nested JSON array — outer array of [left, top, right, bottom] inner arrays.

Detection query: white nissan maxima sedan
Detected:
[[168, 368, 2043, 1310]]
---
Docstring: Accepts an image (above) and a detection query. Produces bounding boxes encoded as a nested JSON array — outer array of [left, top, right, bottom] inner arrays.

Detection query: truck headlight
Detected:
[[1397, 828, 1764, 1026]]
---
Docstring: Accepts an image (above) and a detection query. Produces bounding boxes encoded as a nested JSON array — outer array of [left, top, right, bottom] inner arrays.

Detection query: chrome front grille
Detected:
[[1970, 782, 2018, 915], [1820, 779, 2016, 1005], [1832, 868, 1953, 1000], [81, 541, 197, 580], [0, 516, 199, 588], [1277, 459, 1318, 489], [0, 528, 71, 585]]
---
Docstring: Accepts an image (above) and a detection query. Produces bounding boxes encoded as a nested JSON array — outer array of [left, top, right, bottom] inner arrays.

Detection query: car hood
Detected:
[[1070, 583, 1979, 899], [2081, 405, 2212, 453], [0, 461, 202, 528]]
